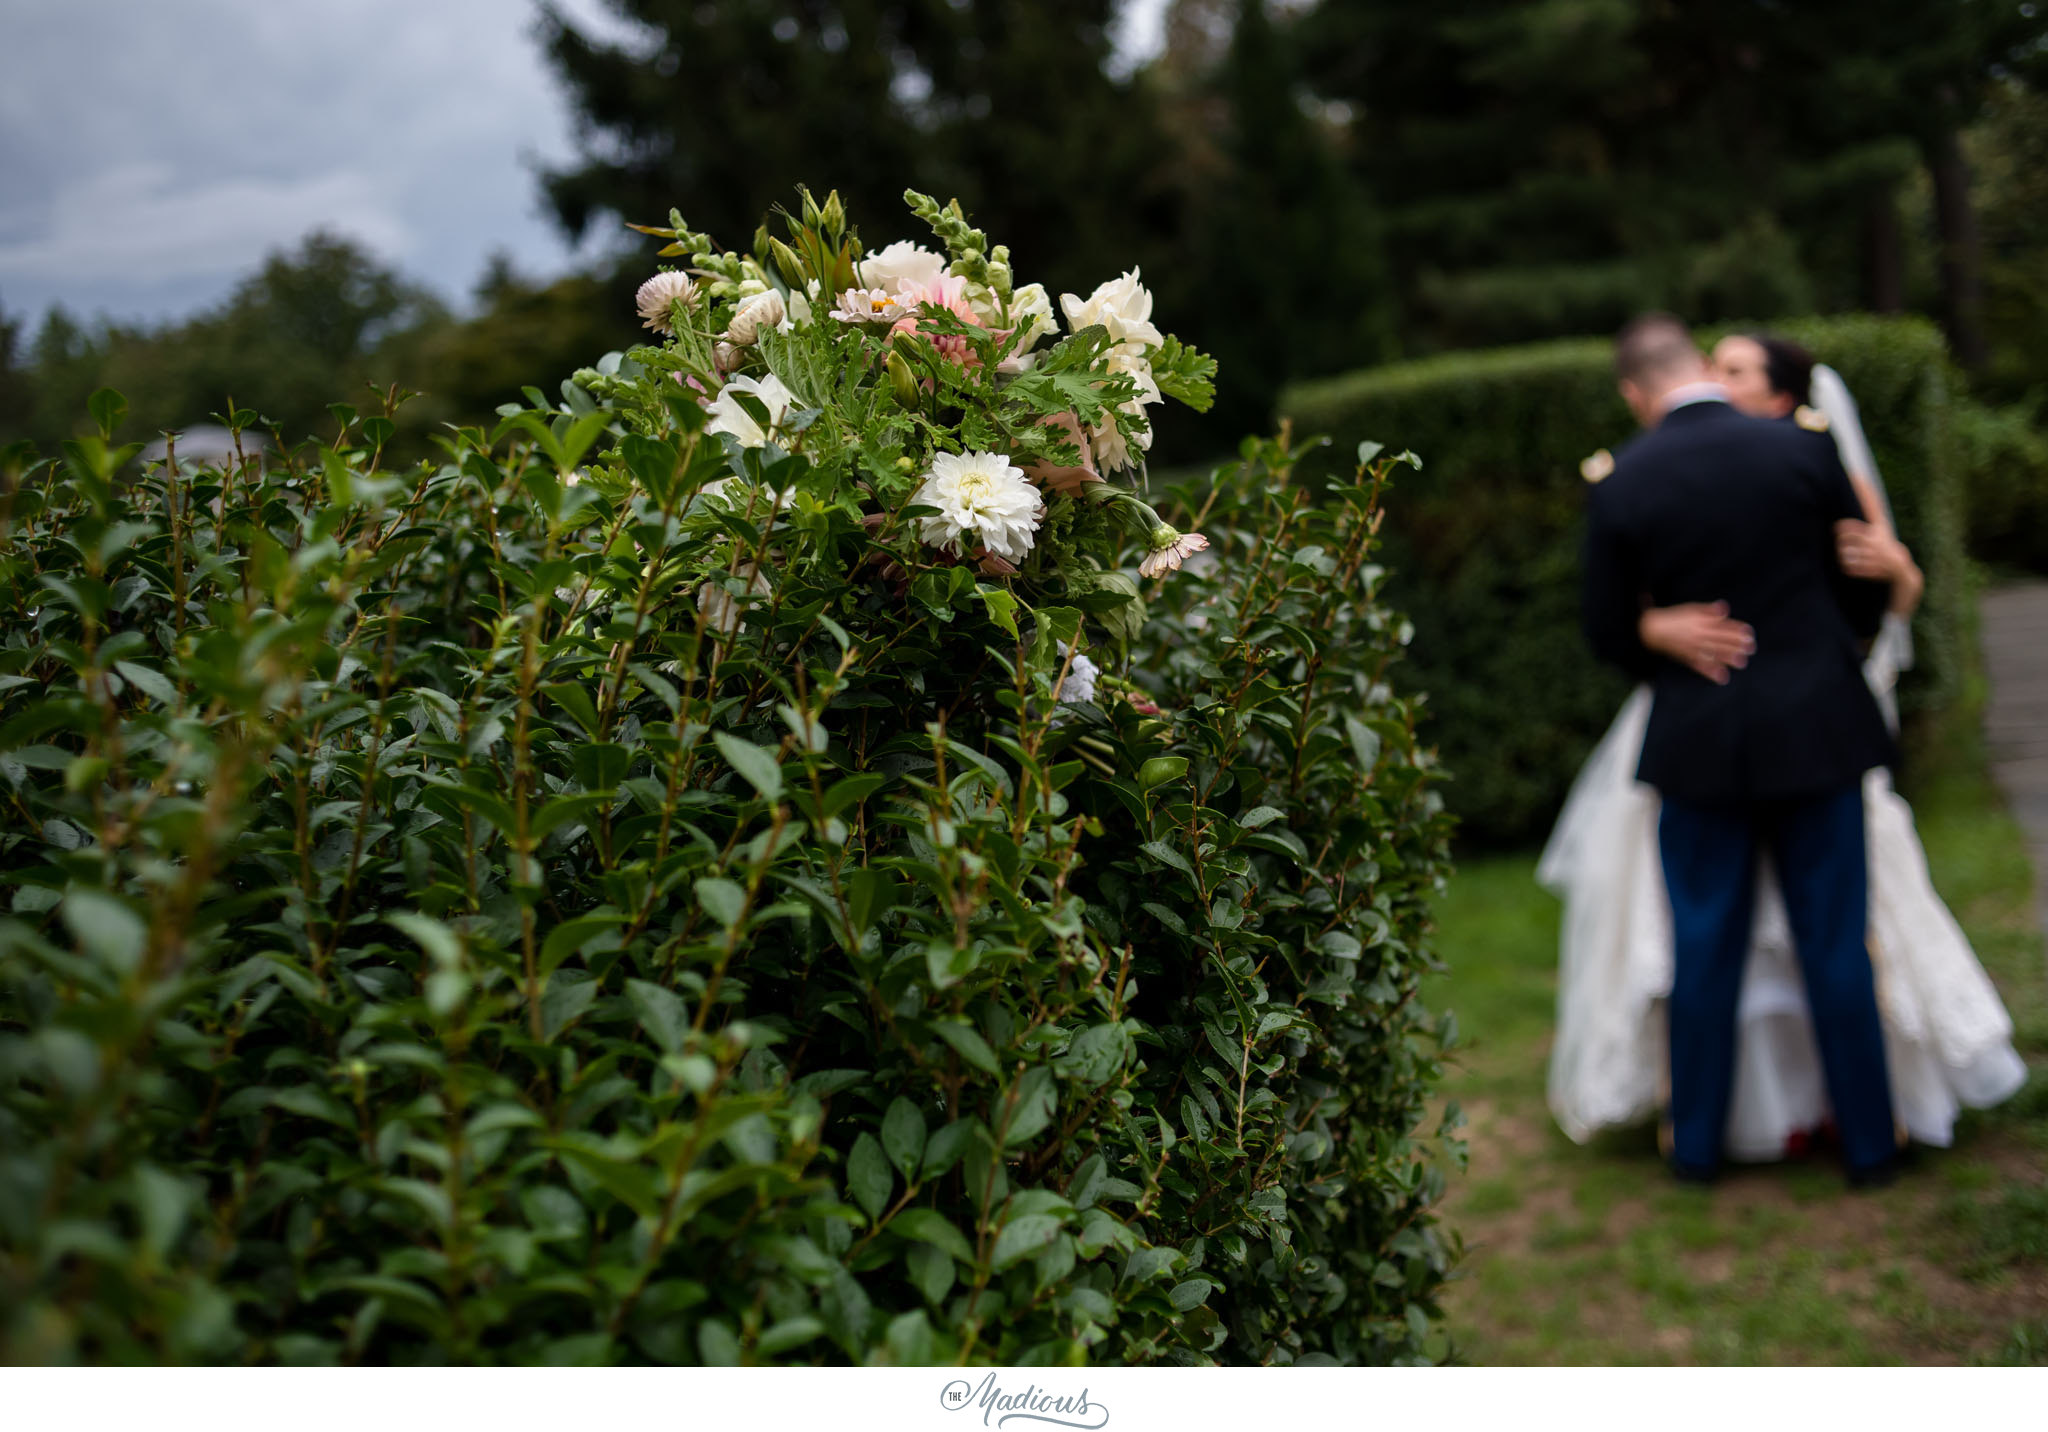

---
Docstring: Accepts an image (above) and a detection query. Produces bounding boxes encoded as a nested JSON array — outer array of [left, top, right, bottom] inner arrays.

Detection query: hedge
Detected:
[[1956, 397, 2048, 575], [0, 374, 1456, 1362], [1280, 315, 1973, 847]]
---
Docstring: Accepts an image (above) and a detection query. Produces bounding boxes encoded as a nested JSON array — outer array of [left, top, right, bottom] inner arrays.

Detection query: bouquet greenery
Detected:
[[0, 189, 1456, 1365]]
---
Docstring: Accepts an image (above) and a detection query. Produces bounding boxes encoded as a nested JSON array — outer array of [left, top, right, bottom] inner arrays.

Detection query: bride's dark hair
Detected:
[[1746, 332, 1816, 405]]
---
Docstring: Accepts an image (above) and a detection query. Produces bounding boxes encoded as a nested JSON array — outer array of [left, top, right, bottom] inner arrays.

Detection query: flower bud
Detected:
[[724, 289, 786, 346], [769, 236, 807, 288], [820, 189, 846, 240], [885, 349, 920, 408]]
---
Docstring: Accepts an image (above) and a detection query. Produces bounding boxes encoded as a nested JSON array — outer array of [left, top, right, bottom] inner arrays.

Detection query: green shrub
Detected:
[[1955, 398, 2048, 575], [0, 193, 1455, 1365], [1280, 316, 1973, 846]]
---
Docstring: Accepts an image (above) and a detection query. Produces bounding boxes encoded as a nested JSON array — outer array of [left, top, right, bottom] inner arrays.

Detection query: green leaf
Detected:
[[626, 979, 688, 1054], [88, 387, 127, 439], [61, 889, 146, 975], [821, 773, 887, 818], [113, 660, 177, 705], [991, 1214, 1063, 1271], [693, 877, 747, 930], [540, 912, 625, 977], [533, 793, 611, 839], [1139, 840, 1194, 878], [847, 1132, 893, 1220], [907, 1242, 954, 1304], [1169, 1277, 1216, 1311], [884, 1310, 935, 1365], [554, 1144, 660, 1220], [132, 1164, 193, 1259], [845, 868, 900, 938], [713, 731, 784, 800], [921, 1119, 978, 1180], [1344, 714, 1382, 772], [756, 1316, 827, 1356], [891, 1208, 974, 1263], [974, 584, 1020, 639], [931, 1019, 1000, 1076], [543, 683, 603, 739], [387, 911, 461, 969], [880, 1097, 926, 1182], [1054, 1024, 1129, 1085], [1000, 1067, 1056, 1148]]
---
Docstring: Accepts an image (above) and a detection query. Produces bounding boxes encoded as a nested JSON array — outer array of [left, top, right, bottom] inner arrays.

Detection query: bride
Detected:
[[1542, 333, 2028, 1161]]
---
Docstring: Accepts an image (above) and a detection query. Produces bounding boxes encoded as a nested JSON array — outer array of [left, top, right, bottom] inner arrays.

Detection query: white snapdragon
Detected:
[[1058, 268, 1164, 351], [998, 282, 1056, 373], [697, 562, 770, 637], [1055, 647, 1099, 706], [1059, 270, 1166, 472]]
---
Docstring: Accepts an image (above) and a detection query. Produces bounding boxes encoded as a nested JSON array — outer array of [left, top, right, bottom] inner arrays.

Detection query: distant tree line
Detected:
[[4, 0, 2044, 460]]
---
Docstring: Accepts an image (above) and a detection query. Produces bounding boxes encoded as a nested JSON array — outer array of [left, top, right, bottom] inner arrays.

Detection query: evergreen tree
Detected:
[[1193, 0, 1393, 438], [537, 0, 1181, 304]]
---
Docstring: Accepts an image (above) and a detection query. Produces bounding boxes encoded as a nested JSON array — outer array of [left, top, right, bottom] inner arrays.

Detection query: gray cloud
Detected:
[[0, 0, 639, 325], [0, 0, 1168, 329]]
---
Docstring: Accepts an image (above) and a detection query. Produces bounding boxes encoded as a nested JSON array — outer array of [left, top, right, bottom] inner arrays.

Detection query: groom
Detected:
[[1582, 313, 1902, 1187]]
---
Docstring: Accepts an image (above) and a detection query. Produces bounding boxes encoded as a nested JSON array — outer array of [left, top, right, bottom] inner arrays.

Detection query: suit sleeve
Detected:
[[1812, 436, 1889, 641], [1581, 486, 1658, 679]]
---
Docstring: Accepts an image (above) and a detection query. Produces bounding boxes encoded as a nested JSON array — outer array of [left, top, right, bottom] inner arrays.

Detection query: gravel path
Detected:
[[1980, 580, 2048, 934]]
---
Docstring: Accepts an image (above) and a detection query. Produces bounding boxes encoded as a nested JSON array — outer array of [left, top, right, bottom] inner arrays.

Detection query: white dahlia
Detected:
[[636, 271, 698, 335], [912, 450, 1042, 564], [704, 372, 797, 448]]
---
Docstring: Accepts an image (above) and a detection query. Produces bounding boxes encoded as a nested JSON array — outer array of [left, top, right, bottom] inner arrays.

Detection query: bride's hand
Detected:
[[1834, 518, 1908, 583], [1638, 602, 1755, 685]]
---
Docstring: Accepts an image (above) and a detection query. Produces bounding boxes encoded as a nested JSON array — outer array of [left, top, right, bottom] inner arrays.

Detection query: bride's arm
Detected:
[[1638, 602, 1755, 684], [1835, 474, 1923, 617]]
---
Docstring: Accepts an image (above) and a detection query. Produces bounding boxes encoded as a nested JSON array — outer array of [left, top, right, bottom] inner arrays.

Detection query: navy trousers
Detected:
[[1658, 781, 1897, 1175]]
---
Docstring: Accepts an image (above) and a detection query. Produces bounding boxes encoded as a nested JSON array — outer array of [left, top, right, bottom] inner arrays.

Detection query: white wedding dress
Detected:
[[1541, 368, 2028, 1159]]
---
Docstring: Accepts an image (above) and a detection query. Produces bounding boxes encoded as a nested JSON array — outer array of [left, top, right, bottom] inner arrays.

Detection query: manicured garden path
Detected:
[[1424, 592, 2048, 1363]]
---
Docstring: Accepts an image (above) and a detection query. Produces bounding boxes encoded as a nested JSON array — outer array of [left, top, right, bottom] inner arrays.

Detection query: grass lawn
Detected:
[[1424, 684, 2048, 1364]]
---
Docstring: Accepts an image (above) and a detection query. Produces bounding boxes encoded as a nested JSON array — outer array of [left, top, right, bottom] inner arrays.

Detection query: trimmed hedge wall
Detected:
[[1279, 316, 1972, 847]]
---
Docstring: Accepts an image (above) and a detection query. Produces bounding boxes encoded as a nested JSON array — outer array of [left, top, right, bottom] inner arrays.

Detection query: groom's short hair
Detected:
[[1614, 312, 1699, 386]]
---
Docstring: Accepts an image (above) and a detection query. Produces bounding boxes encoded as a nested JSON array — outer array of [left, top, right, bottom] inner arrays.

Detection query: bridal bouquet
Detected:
[[571, 188, 1216, 669]]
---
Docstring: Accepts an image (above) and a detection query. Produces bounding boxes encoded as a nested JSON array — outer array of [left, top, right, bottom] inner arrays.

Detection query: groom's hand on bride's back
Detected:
[[1638, 601, 1756, 685]]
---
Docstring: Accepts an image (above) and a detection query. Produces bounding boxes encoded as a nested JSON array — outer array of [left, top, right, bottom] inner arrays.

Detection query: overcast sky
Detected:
[[0, 0, 1171, 331]]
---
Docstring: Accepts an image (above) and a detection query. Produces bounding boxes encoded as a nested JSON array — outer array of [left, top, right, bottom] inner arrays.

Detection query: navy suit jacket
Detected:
[[1581, 399, 1897, 807]]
